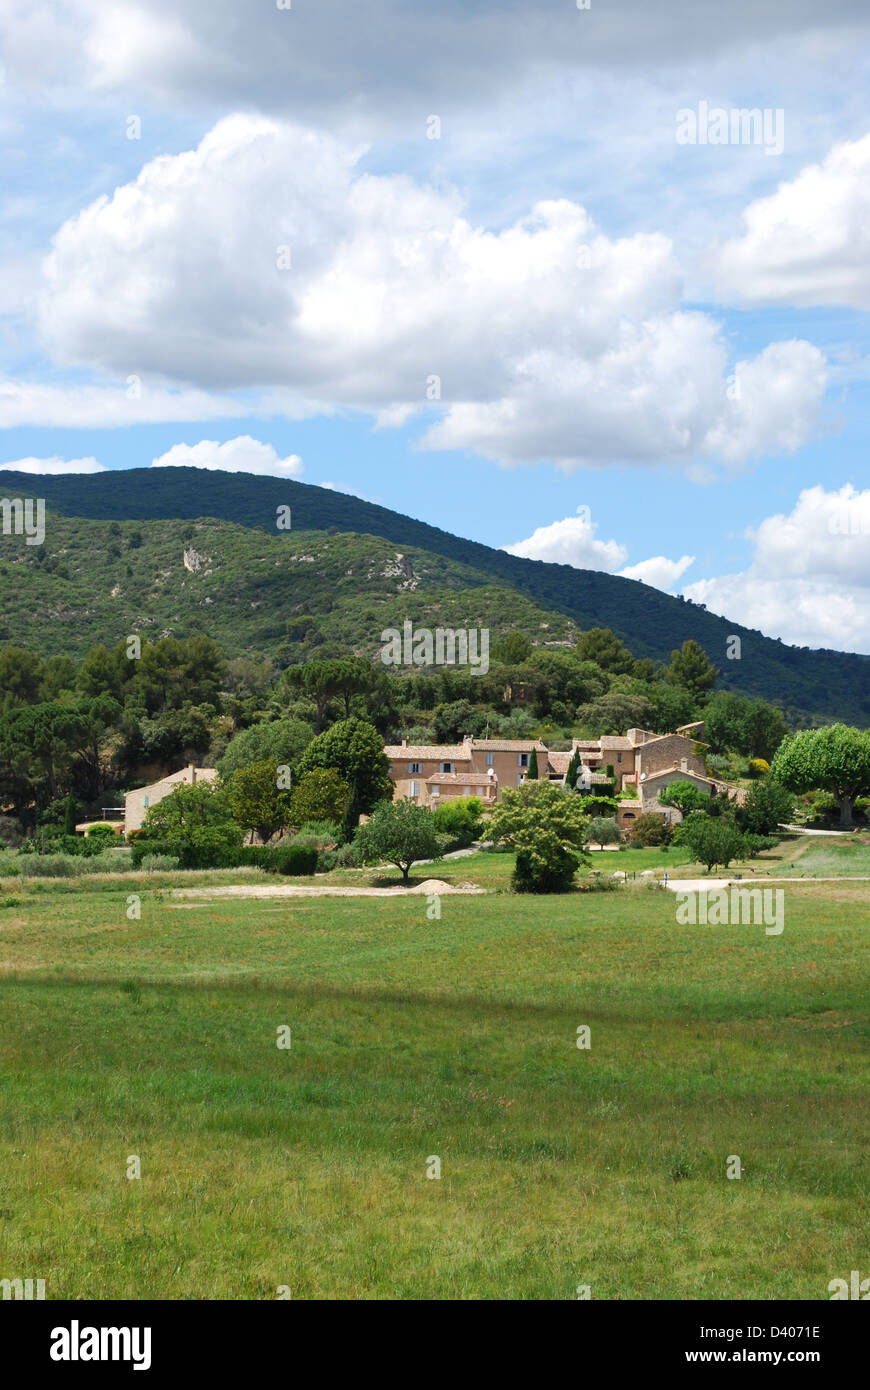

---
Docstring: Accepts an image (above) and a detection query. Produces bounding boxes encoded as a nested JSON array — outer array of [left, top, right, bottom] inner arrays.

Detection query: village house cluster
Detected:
[[384, 722, 743, 829], [115, 723, 743, 837]]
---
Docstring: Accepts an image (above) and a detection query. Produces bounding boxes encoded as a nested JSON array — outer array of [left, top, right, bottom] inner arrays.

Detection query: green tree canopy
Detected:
[[657, 779, 712, 814], [666, 640, 719, 703], [140, 780, 242, 853], [737, 778, 794, 836], [674, 812, 747, 871], [218, 717, 313, 779], [354, 797, 442, 882], [585, 816, 621, 849], [226, 760, 294, 843], [289, 767, 349, 826], [575, 628, 635, 675], [770, 723, 870, 827], [489, 780, 589, 893], [296, 717, 393, 821]]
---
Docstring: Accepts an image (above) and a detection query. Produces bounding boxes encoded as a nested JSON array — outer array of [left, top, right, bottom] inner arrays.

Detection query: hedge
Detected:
[[130, 840, 318, 874]]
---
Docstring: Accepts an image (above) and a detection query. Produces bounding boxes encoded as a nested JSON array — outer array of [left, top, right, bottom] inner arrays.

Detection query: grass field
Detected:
[[0, 848, 867, 1300]]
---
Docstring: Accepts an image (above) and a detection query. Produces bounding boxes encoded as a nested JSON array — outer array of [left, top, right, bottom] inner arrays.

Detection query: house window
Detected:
[[485, 753, 494, 766], [408, 761, 421, 774], [410, 781, 419, 798], [440, 762, 453, 773], [617, 753, 622, 764], [477, 788, 484, 796], [463, 787, 471, 796], [518, 753, 529, 767]]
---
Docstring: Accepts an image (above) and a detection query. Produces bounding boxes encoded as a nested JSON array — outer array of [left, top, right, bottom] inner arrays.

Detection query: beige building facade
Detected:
[[385, 721, 743, 824], [124, 764, 218, 834]]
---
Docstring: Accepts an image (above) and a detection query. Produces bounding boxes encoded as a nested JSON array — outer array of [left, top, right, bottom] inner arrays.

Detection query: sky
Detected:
[[1, 1, 870, 651]]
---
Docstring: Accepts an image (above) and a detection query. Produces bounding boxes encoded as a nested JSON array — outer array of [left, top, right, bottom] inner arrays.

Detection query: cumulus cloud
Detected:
[[37, 115, 827, 470], [683, 484, 870, 652], [619, 554, 695, 589], [0, 376, 251, 428], [504, 508, 694, 593], [151, 436, 302, 478], [0, 455, 104, 474], [715, 133, 870, 308], [2, 0, 863, 125], [504, 508, 628, 569]]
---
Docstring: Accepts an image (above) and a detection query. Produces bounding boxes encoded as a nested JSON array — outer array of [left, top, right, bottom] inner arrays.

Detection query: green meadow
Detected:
[[0, 849, 867, 1300]]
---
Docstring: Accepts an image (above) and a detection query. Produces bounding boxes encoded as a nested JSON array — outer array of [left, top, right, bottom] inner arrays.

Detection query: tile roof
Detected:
[[384, 745, 470, 762], [546, 751, 573, 772], [599, 736, 633, 750], [426, 773, 495, 786], [471, 739, 548, 752]]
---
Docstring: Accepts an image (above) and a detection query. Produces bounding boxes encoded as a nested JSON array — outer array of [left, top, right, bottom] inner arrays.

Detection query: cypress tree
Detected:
[[565, 747, 583, 792], [527, 748, 539, 780]]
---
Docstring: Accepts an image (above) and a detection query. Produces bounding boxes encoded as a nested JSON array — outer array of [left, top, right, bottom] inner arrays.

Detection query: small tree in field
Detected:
[[489, 780, 589, 893], [771, 724, 870, 828], [354, 798, 442, 883], [674, 812, 747, 872], [585, 816, 621, 850]]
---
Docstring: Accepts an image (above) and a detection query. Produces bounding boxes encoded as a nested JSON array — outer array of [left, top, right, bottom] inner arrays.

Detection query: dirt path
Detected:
[[173, 877, 485, 900]]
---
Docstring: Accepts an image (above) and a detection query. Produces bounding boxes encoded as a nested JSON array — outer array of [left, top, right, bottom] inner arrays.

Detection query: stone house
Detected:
[[124, 763, 218, 834], [384, 721, 742, 822]]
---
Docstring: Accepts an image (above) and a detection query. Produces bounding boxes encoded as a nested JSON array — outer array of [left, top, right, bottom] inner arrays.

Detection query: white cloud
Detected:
[[320, 481, 376, 502], [619, 554, 695, 589], [715, 133, 870, 308], [151, 436, 302, 478], [683, 484, 870, 652], [504, 508, 627, 569], [3, 0, 865, 128], [0, 376, 251, 428], [36, 115, 827, 470], [0, 455, 104, 474], [504, 508, 694, 593]]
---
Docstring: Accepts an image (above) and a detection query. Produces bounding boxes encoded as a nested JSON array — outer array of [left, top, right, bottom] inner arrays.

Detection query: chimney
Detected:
[[401, 738, 407, 748]]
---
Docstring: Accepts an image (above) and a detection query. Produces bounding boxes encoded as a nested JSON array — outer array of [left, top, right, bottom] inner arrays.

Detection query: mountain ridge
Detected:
[[2, 466, 867, 724]]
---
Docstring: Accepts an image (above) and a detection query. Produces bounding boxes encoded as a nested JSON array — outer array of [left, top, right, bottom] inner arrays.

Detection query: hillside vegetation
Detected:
[[2, 467, 867, 724]]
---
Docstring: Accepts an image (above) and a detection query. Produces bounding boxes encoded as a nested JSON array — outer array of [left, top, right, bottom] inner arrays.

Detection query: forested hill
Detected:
[[3, 466, 867, 724]]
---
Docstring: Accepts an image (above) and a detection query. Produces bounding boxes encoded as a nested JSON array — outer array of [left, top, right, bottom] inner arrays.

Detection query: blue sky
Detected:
[[1, 1, 870, 651]]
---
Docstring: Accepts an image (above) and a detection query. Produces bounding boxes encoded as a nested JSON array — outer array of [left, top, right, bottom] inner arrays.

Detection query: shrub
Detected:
[[431, 797, 483, 849], [673, 813, 748, 871], [585, 816, 622, 849], [513, 846, 578, 894], [747, 757, 771, 777], [139, 853, 181, 873], [19, 854, 80, 877], [489, 780, 589, 894], [82, 849, 132, 873], [737, 778, 794, 835], [630, 814, 672, 847], [85, 823, 120, 840]]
